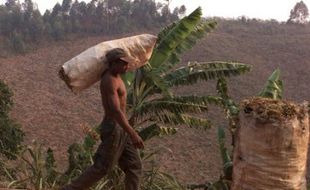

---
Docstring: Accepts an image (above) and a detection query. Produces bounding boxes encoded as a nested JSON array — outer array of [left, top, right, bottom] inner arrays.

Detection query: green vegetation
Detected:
[[3, 142, 60, 189], [0, 0, 185, 54], [0, 7, 253, 189], [0, 80, 24, 160], [258, 69, 283, 100], [1, 1, 307, 189], [288, 1, 309, 24], [124, 8, 250, 139]]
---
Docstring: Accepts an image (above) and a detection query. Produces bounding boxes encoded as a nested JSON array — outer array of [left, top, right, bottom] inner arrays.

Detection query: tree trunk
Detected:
[[232, 97, 309, 190]]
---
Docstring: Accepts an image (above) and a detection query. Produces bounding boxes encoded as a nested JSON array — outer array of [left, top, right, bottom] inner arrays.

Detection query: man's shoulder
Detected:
[[101, 71, 113, 81], [101, 72, 120, 87]]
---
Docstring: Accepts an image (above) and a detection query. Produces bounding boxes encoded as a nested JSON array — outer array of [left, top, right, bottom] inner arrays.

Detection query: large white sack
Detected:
[[59, 34, 157, 93]]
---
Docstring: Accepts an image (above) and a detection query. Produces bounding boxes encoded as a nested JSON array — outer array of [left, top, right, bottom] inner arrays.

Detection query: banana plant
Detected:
[[217, 127, 232, 181], [122, 7, 251, 140], [61, 7, 251, 189], [258, 69, 283, 99]]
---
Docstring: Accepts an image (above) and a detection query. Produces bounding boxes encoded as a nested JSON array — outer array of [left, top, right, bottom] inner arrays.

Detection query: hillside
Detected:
[[1, 19, 310, 184]]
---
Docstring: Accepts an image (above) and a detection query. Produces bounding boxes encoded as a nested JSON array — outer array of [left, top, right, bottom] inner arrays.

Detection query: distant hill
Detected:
[[196, 19, 310, 102], [1, 19, 310, 184]]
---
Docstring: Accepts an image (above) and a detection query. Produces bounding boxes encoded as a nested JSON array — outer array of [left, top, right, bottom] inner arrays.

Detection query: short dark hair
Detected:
[[108, 58, 128, 67], [106, 48, 127, 64]]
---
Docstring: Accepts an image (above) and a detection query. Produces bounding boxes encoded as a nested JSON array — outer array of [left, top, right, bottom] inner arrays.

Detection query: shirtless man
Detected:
[[62, 48, 144, 190]]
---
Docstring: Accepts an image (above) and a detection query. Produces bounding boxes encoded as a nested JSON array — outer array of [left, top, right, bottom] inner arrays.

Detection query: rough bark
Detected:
[[232, 97, 309, 190]]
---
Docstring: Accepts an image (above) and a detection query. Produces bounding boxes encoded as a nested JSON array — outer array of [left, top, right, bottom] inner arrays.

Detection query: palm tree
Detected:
[[122, 7, 252, 140]]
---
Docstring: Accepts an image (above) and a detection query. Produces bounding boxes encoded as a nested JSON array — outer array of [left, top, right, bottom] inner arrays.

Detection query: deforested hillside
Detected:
[[1, 19, 310, 184], [181, 19, 310, 102]]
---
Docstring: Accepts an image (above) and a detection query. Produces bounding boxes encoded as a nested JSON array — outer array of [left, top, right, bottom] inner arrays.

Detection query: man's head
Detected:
[[106, 48, 132, 74]]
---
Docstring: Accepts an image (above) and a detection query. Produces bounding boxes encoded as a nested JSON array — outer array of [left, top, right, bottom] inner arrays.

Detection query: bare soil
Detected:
[[1, 23, 310, 185]]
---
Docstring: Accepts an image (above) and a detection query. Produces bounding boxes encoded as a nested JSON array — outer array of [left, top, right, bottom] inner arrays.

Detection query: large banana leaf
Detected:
[[128, 8, 218, 103], [138, 124, 177, 141], [134, 95, 222, 119], [258, 69, 283, 100], [148, 111, 212, 129], [149, 7, 203, 68], [145, 7, 205, 94], [142, 61, 251, 97], [155, 20, 217, 73], [165, 61, 251, 87], [156, 22, 177, 46], [142, 65, 172, 97], [137, 101, 209, 117], [166, 95, 222, 105]]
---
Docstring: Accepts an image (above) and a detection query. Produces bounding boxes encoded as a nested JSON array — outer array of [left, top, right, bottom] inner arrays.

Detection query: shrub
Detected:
[[9, 32, 26, 53], [0, 80, 24, 160]]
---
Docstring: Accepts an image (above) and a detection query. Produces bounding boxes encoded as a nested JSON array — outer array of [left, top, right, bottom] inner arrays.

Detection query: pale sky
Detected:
[[0, 0, 308, 21]]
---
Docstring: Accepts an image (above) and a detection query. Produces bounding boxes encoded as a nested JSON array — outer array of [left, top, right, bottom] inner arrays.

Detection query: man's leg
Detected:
[[119, 139, 142, 190], [62, 122, 120, 190], [61, 144, 116, 190]]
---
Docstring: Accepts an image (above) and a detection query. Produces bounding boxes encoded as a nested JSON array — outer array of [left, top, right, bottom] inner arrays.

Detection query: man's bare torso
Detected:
[[100, 71, 127, 122]]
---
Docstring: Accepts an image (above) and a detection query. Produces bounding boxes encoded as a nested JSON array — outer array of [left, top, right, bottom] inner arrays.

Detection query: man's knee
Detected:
[[123, 158, 142, 177], [92, 160, 111, 176], [92, 151, 115, 176], [91, 165, 108, 176]]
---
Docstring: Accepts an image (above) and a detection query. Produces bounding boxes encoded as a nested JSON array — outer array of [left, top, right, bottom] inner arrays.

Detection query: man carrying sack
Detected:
[[61, 48, 145, 190]]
